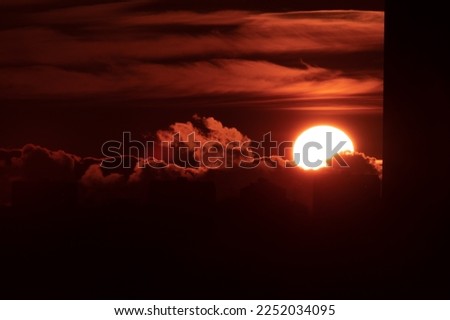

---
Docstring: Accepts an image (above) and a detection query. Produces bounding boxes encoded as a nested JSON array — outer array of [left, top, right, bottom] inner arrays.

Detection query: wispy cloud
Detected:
[[0, 4, 383, 110]]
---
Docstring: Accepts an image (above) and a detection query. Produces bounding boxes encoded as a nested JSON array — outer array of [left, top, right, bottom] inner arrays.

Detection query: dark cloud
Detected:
[[0, 0, 384, 12], [0, 7, 383, 111], [0, 10, 383, 63], [10, 144, 80, 181], [0, 60, 381, 102], [0, 117, 381, 206], [340, 152, 382, 177], [113, 0, 384, 13], [0, 0, 55, 6]]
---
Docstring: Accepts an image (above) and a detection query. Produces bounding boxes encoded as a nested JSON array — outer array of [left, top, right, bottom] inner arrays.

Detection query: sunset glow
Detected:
[[293, 125, 354, 170], [0, 0, 388, 301]]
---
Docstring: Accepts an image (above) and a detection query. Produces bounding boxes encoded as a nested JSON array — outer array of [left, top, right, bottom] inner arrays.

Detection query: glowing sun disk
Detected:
[[293, 125, 354, 170]]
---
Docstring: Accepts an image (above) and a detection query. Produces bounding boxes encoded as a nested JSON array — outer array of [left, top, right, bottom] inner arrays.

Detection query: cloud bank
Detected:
[[0, 116, 382, 206]]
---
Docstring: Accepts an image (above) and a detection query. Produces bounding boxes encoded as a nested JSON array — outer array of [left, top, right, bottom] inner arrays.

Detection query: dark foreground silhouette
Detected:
[[3, 174, 440, 299]]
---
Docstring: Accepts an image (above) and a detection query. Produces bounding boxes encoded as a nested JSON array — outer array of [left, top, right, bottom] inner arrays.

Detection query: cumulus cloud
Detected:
[[0, 145, 80, 206], [0, 116, 382, 206], [156, 115, 248, 145], [10, 144, 81, 181], [81, 163, 124, 186], [340, 152, 383, 178]]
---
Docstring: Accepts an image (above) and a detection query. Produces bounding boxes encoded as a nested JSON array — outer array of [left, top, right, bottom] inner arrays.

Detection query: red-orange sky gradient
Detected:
[[0, 0, 385, 204], [1, 0, 449, 301], [0, 1, 384, 161], [0, 8, 383, 105]]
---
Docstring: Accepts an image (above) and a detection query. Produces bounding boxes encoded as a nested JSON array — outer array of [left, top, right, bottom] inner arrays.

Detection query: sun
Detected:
[[293, 125, 354, 170]]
